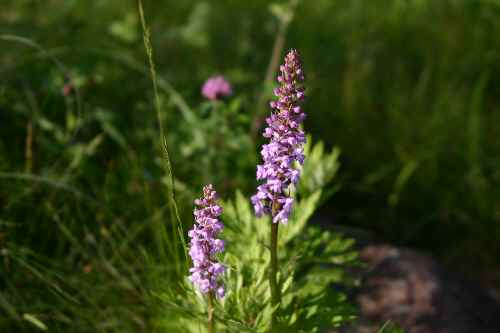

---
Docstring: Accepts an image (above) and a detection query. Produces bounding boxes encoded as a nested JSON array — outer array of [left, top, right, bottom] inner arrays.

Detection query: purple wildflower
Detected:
[[251, 49, 306, 224], [201, 75, 233, 101], [188, 184, 225, 298]]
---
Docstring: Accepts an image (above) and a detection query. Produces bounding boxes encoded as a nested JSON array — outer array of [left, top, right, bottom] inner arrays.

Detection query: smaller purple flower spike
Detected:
[[188, 184, 225, 298], [251, 49, 307, 224], [201, 75, 233, 101]]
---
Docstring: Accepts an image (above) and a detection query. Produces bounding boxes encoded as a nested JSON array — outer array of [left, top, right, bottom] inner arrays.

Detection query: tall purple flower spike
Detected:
[[188, 184, 225, 298], [251, 49, 306, 224], [201, 75, 233, 101]]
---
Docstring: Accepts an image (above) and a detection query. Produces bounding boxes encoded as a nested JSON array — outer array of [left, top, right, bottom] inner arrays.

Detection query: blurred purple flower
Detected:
[[201, 75, 232, 100], [188, 184, 225, 298], [251, 49, 306, 224]]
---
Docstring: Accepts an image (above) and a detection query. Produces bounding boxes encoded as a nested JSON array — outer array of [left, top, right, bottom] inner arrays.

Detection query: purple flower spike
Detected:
[[201, 75, 233, 101], [251, 49, 307, 224], [188, 184, 225, 298]]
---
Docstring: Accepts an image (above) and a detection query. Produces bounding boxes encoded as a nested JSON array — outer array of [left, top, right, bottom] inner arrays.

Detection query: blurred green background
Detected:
[[1, 0, 500, 331]]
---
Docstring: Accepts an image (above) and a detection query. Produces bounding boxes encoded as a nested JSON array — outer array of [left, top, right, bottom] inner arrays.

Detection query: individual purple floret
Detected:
[[251, 49, 306, 224], [188, 184, 225, 298], [201, 75, 233, 101]]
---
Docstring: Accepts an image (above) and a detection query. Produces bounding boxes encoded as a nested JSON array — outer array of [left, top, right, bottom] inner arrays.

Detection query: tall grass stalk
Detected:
[[137, 0, 184, 276]]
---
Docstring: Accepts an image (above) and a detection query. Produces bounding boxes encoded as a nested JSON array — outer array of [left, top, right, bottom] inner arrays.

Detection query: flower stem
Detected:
[[207, 292, 215, 333], [270, 219, 280, 331]]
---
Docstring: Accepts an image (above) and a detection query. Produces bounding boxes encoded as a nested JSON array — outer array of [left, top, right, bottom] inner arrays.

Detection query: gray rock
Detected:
[[341, 245, 500, 333]]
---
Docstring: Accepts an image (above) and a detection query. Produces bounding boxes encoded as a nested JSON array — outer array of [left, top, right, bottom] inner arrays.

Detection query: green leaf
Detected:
[[299, 136, 341, 202], [23, 313, 47, 331], [102, 123, 127, 148], [282, 190, 322, 244]]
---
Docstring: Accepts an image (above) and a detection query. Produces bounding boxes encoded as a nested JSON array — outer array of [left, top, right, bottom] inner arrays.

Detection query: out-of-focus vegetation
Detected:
[[1, 0, 500, 331]]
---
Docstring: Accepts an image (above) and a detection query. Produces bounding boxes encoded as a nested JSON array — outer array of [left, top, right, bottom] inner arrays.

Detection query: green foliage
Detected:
[[170, 97, 256, 195], [156, 145, 357, 332], [2, 0, 500, 331], [299, 135, 341, 203]]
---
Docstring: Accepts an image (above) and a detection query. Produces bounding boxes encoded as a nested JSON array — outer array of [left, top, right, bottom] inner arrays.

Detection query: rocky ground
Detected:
[[337, 244, 500, 333]]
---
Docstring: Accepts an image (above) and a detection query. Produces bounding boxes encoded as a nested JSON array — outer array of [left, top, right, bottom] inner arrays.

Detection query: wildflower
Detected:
[[251, 49, 306, 224], [188, 184, 225, 298], [201, 75, 232, 100], [62, 83, 73, 96]]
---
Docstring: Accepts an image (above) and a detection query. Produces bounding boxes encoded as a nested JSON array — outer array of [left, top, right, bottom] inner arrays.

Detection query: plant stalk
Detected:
[[270, 217, 280, 331], [207, 292, 215, 333], [137, 0, 184, 276]]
